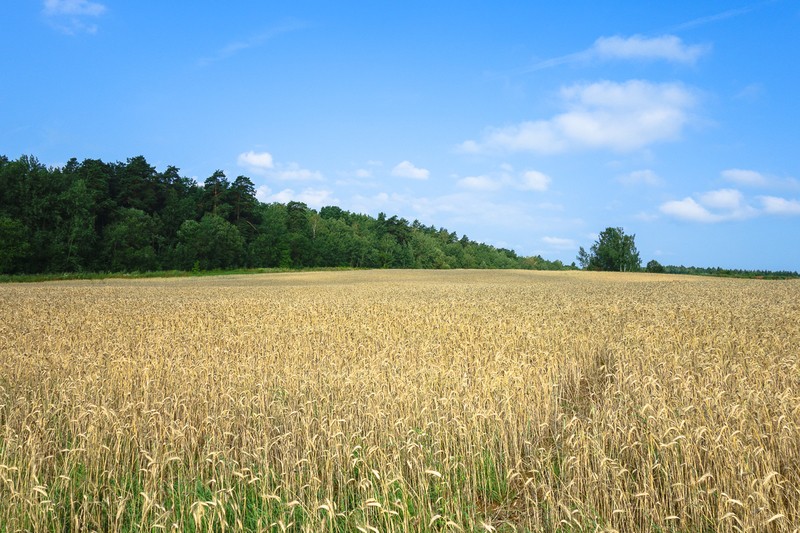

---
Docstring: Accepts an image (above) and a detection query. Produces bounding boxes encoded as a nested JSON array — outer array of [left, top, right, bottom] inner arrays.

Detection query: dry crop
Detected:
[[0, 270, 798, 532]]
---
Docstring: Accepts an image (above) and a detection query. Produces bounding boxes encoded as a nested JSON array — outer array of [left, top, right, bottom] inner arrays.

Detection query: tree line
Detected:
[[654, 264, 798, 279], [577, 226, 798, 279], [0, 155, 571, 275]]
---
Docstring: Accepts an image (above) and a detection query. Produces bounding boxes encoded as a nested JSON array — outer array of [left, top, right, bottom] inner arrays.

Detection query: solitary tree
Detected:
[[646, 259, 665, 273], [577, 227, 641, 272]]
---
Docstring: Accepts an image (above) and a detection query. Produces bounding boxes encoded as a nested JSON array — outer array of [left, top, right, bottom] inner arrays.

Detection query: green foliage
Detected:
[[577, 227, 641, 272], [661, 264, 799, 279], [523, 255, 574, 271], [57, 178, 98, 272], [646, 259, 665, 273], [0, 215, 30, 274], [0, 153, 576, 276], [3, 153, 796, 280], [175, 214, 245, 270], [103, 208, 159, 272]]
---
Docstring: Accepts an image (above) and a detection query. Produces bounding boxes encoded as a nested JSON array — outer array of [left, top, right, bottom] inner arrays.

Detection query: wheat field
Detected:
[[0, 270, 798, 532]]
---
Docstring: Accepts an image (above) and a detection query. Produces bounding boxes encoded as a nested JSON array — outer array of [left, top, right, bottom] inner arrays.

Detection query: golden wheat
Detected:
[[0, 270, 798, 531]]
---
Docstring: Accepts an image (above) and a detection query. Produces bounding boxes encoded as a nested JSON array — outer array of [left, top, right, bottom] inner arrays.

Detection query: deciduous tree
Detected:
[[577, 227, 641, 272]]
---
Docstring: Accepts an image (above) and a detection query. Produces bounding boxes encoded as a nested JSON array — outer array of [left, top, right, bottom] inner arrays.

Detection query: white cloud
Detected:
[[518, 34, 708, 73], [759, 196, 800, 215], [721, 168, 768, 187], [456, 167, 552, 193], [519, 170, 551, 191], [721, 168, 800, 190], [335, 163, 381, 185], [349, 190, 546, 236], [43, 0, 106, 34], [542, 236, 576, 250], [237, 150, 274, 172], [391, 161, 429, 180], [256, 185, 335, 208], [43, 0, 106, 16], [618, 169, 661, 186], [457, 175, 502, 191], [255, 185, 272, 202], [660, 197, 719, 222], [273, 162, 323, 181], [459, 140, 482, 153], [634, 211, 660, 222], [461, 80, 696, 154], [661, 187, 800, 222], [237, 151, 322, 181], [698, 188, 744, 210], [349, 191, 398, 214], [460, 122, 565, 154], [660, 188, 756, 222], [592, 35, 709, 64]]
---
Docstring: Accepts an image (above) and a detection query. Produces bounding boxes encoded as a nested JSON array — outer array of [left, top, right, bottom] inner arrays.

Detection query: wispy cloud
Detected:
[[593, 35, 709, 64], [198, 19, 308, 66], [273, 163, 323, 181], [461, 80, 697, 154], [349, 190, 545, 237], [665, 2, 772, 32], [43, 0, 105, 16], [721, 168, 799, 189], [634, 211, 660, 222], [456, 166, 552, 192], [334, 162, 384, 186], [733, 83, 764, 101], [457, 175, 503, 192], [759, 196, 800, 215], [516, 34, 708, 73], [721, 168, 768, 187], [42, 0, 107, 35], [256, 185, 336, 208], [617, 169, 662, 186], [542, 236, 576, 250]]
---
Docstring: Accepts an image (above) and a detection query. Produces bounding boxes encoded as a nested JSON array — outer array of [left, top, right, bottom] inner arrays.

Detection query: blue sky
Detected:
[[2, 1, 799, 270]]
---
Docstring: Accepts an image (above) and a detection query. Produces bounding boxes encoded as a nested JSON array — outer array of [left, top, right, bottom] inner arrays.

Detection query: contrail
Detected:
[[664, 0, 780, 32]]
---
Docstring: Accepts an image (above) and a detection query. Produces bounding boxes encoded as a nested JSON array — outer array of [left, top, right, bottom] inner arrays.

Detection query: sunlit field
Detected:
[[1, 270, 798, 532]]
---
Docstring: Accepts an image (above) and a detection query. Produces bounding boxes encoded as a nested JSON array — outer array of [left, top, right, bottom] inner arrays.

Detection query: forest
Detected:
[[0, 155, 570, 275]]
